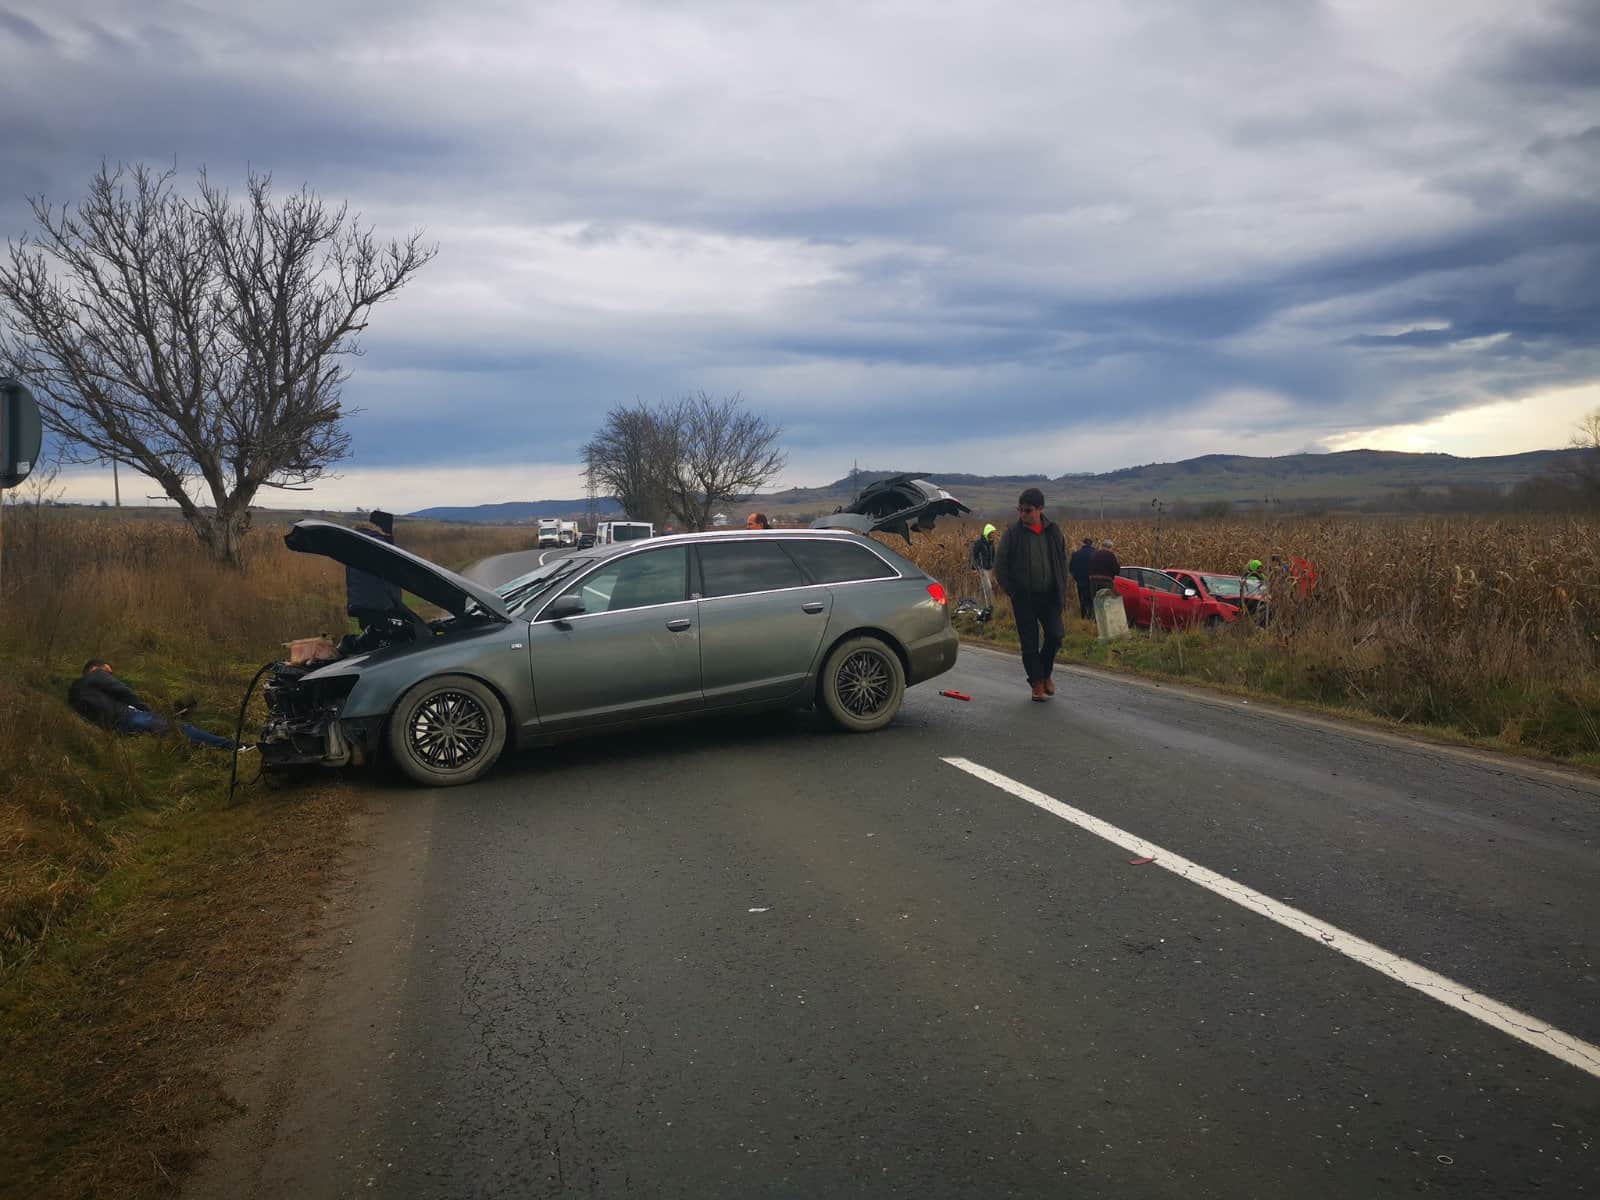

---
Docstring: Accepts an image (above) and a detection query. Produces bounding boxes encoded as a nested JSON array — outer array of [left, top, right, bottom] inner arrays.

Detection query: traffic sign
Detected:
[[1, 378, 42, 488]]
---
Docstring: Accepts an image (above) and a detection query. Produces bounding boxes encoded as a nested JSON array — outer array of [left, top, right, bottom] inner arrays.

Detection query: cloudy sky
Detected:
[[3, 0, 1597, 508]]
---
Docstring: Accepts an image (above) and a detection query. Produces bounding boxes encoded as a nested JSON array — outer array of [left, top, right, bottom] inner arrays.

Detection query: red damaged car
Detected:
[[1165, 569, 1269, 619], [1112, 567, 1242, 630]]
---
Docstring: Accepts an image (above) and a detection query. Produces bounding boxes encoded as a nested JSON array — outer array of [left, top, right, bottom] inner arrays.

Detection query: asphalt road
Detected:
[[192, 607, 1600, 1197]]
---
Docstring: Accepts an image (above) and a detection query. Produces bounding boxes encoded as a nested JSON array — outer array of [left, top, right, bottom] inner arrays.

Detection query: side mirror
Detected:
[[1183, 588, 1198, 599], [544, 594, 586, 624]]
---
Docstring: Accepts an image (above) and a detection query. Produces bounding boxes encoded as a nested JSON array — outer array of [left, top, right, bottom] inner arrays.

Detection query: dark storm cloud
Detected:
[[3, 0, 1599, 493], [0, 7, 53, 48], [1488, 0, 1600, 91]]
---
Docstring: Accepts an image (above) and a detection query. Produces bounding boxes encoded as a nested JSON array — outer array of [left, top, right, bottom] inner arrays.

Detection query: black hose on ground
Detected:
[[228, 660, 279, 804]]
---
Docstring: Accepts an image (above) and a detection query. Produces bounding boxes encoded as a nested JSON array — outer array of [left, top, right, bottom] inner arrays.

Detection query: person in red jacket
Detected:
[[993, 488, 1069, 702]]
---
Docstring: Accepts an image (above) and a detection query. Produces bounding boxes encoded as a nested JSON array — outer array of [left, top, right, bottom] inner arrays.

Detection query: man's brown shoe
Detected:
[[1042, 678, 1056, 696], [1030, 680, 1046, 702]]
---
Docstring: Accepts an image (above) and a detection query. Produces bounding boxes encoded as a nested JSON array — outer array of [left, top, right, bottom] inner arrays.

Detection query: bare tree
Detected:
[[0, 163, 435, 563], [661, 392, 786, 531], [1571, 406, 1600, 500], [582, 393, 785, 531], [582, 402, 675, 525]]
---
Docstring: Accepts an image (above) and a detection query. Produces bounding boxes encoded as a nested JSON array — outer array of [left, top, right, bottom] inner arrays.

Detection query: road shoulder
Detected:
[[960, 636, 1600, 793]]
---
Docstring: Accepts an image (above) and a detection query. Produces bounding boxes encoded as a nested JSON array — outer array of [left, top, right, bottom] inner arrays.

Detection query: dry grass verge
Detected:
[[0, 507, 535, 1199]]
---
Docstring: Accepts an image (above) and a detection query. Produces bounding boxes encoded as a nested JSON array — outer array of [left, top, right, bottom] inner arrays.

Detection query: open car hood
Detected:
[[284, 520, 511, 621], [811, 474, 971, 542]]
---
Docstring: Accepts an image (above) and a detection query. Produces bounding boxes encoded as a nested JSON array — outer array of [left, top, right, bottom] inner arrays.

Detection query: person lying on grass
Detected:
[[67, 660, 240, 750]]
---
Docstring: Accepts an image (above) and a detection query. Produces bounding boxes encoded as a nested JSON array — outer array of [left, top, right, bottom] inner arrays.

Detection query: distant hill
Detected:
[[764, 449, 1583, 519], [406, 448, 1581, 523]]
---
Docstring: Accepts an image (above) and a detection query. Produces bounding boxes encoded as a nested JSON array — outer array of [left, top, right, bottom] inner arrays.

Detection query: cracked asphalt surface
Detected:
[[191, 554, 1600, 1198]]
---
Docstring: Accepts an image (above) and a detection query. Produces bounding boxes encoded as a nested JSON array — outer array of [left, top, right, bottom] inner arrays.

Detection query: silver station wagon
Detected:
[[261, 524, 960, 786]]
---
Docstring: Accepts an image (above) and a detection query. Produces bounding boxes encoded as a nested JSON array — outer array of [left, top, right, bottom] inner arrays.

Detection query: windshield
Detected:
[[612, 523, 651, 541], [1201, 575, 1265, 598], [496, 556, 590, 609]]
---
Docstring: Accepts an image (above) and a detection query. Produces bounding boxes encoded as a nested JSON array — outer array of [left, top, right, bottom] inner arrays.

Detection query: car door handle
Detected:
[[801, 601, 825, 614], [665, 618, 692, 632]]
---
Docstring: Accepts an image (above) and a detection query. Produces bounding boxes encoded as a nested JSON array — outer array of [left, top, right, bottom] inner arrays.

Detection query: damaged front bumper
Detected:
[[259, 664, 378, 770]]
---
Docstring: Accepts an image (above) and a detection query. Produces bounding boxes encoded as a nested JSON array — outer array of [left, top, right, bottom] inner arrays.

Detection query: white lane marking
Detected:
[[942, 755, 1600, 1081], [538, 549, 553, 566]]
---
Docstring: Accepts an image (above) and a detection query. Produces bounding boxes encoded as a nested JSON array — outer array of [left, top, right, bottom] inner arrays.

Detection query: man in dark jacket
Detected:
[[347, 513, 405, 631], [1088, 539, 1121, 599], [68, 661, 237, 749], [993, 488, 1069, 701], [1068, 536, 1095, 619]]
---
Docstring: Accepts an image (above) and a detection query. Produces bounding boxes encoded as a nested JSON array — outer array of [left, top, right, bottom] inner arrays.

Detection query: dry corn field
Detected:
[[902, 515, 1600, 652], [891, 514, 1600, 758]]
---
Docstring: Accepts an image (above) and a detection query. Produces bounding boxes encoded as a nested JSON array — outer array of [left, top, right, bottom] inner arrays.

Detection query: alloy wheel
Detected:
[[409, 689, 491, 769], [837, 649, 893, 717]]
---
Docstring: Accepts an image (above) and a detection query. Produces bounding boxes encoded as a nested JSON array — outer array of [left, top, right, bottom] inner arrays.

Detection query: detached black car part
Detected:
[[811, 474, 970, 542]]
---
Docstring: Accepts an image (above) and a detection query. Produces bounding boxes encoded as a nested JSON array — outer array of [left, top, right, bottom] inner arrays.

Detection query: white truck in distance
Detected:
[[537, 519, 560, 548], [559, 520, 578, 545]]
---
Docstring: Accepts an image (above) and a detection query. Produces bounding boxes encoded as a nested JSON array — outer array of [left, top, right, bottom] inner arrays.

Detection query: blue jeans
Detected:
[[117, 708, 237, 750]]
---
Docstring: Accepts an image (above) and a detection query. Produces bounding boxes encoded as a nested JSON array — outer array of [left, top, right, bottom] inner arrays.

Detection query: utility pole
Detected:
[[112, 457, 120, 508]]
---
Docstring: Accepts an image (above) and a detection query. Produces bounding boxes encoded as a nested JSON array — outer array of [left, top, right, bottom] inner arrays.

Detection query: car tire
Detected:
[[819, 636, 906, 733], [387, 674, 507, 787]]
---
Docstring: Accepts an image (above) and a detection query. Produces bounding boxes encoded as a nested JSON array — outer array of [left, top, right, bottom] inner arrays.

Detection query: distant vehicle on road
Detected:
[[1113, 567, 1242, 630], [577, 532, 596, 549], [537, 519, 560, 548], [1165, 569, 1268, 618], [260, 525, 959, 787], [605, 520, 653, 544], [558, 520, 578, 545]]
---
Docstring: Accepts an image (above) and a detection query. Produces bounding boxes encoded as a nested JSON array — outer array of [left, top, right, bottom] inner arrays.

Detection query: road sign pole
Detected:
[[0, 378, 45, 607]]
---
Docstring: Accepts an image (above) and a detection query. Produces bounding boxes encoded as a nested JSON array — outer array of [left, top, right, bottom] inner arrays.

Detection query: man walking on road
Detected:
[[1068, 536, 1095, 619], [994, 488, 1069, 702], [969, 523, 998, 619]]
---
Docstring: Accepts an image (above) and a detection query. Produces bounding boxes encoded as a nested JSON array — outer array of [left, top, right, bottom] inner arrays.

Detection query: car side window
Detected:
[[697, 540, 806, 598], [1146, 572, 1182, 594], [783, 539, 897, 584], [552, 547, 687, 616]]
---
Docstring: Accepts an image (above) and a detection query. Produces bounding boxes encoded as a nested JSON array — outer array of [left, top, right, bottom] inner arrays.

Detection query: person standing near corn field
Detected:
[[969, 523, 998, 620], [994, 488, 1069, 702], [1069, 536, 1095, 619]]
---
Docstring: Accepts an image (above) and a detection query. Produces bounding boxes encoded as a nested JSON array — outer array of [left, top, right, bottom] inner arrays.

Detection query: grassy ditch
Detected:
[[0, 506, 535, 1200]]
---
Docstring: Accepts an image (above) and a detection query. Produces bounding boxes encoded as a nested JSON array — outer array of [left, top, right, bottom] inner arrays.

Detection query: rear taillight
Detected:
[[926, 582, 948, 606]]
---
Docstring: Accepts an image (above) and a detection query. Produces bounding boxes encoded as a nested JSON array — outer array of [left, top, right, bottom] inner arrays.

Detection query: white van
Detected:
[[607, 521, 653, 543]]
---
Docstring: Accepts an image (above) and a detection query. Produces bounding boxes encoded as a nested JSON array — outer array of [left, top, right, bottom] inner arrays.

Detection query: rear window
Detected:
[[784, 538, 897, 584], [698, 540, 806, 597]]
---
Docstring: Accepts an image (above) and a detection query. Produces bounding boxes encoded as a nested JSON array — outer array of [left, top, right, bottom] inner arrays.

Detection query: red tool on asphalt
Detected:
[[1128, 856, 1156, 866], [940, 690, 972, 701]]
